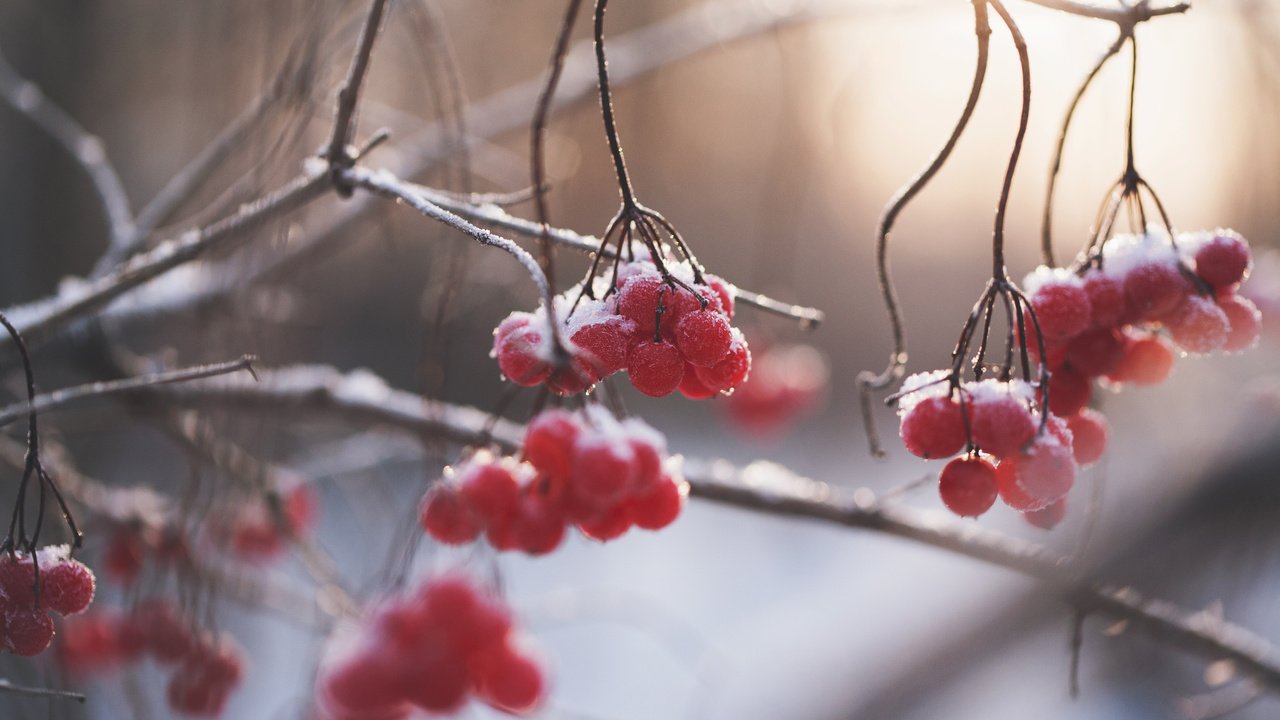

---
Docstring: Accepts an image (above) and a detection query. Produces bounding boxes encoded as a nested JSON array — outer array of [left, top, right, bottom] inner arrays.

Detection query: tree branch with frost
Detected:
[[109, 364, 1280, 693], [0, 47, 133, 249], [1019, 0, 1191, 25]]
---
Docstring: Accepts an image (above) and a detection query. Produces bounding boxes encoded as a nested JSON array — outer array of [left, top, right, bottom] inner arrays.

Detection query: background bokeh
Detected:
[[1, 1, 1279, 718]]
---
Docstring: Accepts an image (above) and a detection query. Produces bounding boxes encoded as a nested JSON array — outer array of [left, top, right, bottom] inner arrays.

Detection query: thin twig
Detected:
[[340, 166, 555, 306], [0, 355, 257, 428], [327, 0, 390, 184], [141, 364, 1280, 693], [0, 678, 85, 703], [1019, 0, 1191, 24], [856, 0, 990, 458], [0, 46, 133, 249], [0, 169, 329, 353]]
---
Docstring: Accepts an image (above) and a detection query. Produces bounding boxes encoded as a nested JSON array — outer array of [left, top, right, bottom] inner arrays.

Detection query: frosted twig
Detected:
[[134, 364, 1280, 693], [0, 678, 84, 703], [1019, 0, 1191, 23]]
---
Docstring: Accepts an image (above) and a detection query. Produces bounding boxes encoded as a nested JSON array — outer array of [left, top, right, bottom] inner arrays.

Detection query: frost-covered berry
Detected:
[[938, 456, 998, 518], [677, 366, 717, 399], [616, 275, 665, 337], [675, 310, 732, 367], [998, 425, 1075, 502], [1066, 409, 1108, 466], [1023, 498, 1067, 530], [570, 319, 631, 378], [1166, 295, 1229, 354], [967, 389, 1035, 458], [1193, 231, 1251, 289], [512, 495, 566, 556], [1124, 261, 1190, 321], [627, 340, 685, 397], [458, 462, 521, 527], [1107, 334, 1175, 385], [1218, 294, 1263, 353], [523, 410, 579, 481], [1083, 272, 1129, 328], [705, 275, 735, 319], [899, 396, 966, 460], [630, 475, 685, 530], [1047, 365, 1091, 418], [694, 334, 751, 393], [420, 486, 482, 545], [6, 608, 54, 656], [1065, 328, 1125, 377], [570, 437, 638, 506], [495, 325, 551, 387], [476, 647, 545, 715], [1028, 277, 1091, 340], [41, 559, 95, 616], [576, 503, 633, 542]]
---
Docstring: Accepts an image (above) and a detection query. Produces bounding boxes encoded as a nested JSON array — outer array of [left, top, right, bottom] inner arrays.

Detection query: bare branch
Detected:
[[139, 365, 1280, 692], [1019, 0, 1191, 24], [0, 169, 329, 353], [327, 0, 390, 175], [0, 678, 85, 703], [0, 47, 133, 249], [0, 355, 257, 429]]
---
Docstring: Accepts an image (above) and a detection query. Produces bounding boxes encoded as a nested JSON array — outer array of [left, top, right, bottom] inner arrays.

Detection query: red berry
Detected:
[[421, 485, 482, 545], [104, 528, 146, 587], [477, 647, 545, 714], [630, 475, 685, 530], [1166, 295, 1229, 354], [512, 494, 566, 556], [968, 393, 1035, 458], [616, 275, 664, 337], [627, 340, 684, 397], [704, 275, 735, 319], [1124, 261, 1190, 321], [570, 319, 631, 378], [625, 427, 666, 490], [675, 310, 733, 367], [1000, 431, 1076, 502], [694, 337, 751, 393], [458, 462, 521, 527], [1065, 328, 1125, 377], [675, 362, 715, 400], [571, 436, 638, 506], [138, 600, 194, 663], [1024, 498, 1067, 530], [577, 503, 633, 542], [321, 652, 412, 719], [1030, 282, 1092, 340], [0, 553, 37, 607], [1107, 334, 1175, 385], [1194, 231, 1251, 289], [1066, 409, 1108, 466], [1219, 294, 1262, 353], [523, 410, 579, 481], [495, 313, 532, 346], [995, 459, 1052, 512], [5, 608, 54, 656], [1083, 273, 1129, 328], [899, 396, 966, 459], [41, 559, 95, 616], [495, 325, 551, 387], [937, 457, 998, 518], [57, 613, 121, 676], [1047, 365, 1091, 417]]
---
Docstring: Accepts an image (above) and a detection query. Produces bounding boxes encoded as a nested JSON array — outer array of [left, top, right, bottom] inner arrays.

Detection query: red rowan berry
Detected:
[[1066, 408, 1108, 466], [899, 396, 966, 459], [938, 456, 998, 518], [1193, 231, 1251, 289], [627, 339, 684, 397]]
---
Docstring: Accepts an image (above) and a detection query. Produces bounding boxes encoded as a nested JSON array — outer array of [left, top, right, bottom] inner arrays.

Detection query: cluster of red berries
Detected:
[[59, 599, 245, 716], [317, 575, 544, 719], [493, 256, 750, 398], [724, 342, 828, 437], [422, 407, 687, 552], [102, 522, 191, 587], [0, 547, 95, 656], [897, 374, 1091, 527], [214, 483, 318, 562], [1025, 229, 1261, 391]]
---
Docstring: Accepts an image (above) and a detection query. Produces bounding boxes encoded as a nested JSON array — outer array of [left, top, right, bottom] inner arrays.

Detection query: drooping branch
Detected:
[[1019, 0, 1191, 24], [128, 364, 1280, 692], [0, 355, 257, 429], [0, 46, 134, 250]]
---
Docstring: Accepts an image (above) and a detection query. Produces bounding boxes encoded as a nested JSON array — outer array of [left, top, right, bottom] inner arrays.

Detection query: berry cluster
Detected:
[[215, 483, 318, 562], [898, 374, 1086, 526], [1025, 230, 1261, 389], [422, 407, 687, 552], [317, 576, 544, 719], [58, 599, 245, 716], [493, 256, 749, 398], [724, 342, 828, 437], [0, 547, 95, 656]]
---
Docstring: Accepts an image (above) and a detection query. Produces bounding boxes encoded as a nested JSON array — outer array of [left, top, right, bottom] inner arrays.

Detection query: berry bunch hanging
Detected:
[[59, 599, 245, 716], [0, 547, 95, 656], [422, 406, 687, 552], [493, 254, 749, 398], [316, 575, 544, 719], [724, 341, 829, 437], [214, 483, 318, 562]]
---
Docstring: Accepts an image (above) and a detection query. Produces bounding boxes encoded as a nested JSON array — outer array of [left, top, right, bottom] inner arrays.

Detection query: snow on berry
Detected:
[[421, 408, 687, 554], [492, 255, 747, 398], [1023, 266, 1092, 340], [316, 575, 545, 719], [0, 546, 98, 657]]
